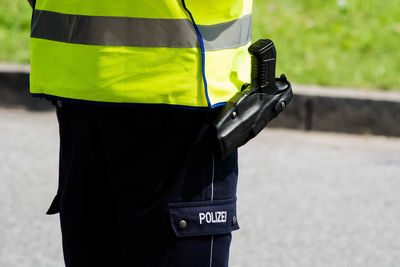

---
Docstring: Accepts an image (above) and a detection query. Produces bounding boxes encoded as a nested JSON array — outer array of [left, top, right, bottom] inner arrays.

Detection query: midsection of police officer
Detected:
[[28, 0, 253, 266]]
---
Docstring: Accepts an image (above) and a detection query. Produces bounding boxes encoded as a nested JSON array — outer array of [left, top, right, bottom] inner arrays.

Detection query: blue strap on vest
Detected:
[[181, 0, 212, 108]]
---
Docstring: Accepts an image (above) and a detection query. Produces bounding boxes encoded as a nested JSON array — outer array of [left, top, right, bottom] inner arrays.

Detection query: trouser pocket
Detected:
[[167, 198, 239, 267], [168, 197, 239, 237]]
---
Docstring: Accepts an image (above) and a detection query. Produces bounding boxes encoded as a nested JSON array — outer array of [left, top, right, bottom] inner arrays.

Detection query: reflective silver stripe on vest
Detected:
[[31, 10, 251, 50], [199, 14, 252, 50]]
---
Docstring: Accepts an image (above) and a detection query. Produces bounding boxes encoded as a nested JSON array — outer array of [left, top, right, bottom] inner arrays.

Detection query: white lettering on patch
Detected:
[[199, 211, 228, 224]]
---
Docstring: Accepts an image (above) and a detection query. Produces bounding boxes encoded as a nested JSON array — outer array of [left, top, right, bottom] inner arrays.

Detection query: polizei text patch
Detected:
[[199, 211, 227, 224]]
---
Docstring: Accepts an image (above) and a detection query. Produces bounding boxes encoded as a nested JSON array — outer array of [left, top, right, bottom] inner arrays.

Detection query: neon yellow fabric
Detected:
[[35, 0, 252, 22], [35, 0, 188, 19], [205, 44, 251, 105], [31, 0, 252, 107], [31, 39, 207, 105], [185, 0, 253, 25]]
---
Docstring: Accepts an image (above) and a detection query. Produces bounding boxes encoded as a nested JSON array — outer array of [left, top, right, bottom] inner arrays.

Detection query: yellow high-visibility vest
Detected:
[[30, 0, 253, 108]]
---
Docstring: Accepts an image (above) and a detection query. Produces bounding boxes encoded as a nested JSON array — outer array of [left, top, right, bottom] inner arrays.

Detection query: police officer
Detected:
[[28, 0, 253, 266]]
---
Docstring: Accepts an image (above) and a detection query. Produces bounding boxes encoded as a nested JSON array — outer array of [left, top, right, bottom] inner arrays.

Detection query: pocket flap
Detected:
[[168, 198, 239, 237]]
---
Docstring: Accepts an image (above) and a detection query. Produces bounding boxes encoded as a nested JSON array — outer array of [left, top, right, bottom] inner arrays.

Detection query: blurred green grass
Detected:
[[0, 0, 399, 90], [0, 1, 31, 63], [253, 0, 400, 90]]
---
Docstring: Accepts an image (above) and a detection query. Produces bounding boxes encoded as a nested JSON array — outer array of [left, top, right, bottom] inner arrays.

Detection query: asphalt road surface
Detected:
[[1, 107, 399, 267]]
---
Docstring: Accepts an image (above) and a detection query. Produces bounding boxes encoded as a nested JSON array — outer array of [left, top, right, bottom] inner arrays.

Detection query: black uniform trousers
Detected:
[[47, 102, 239, 267]]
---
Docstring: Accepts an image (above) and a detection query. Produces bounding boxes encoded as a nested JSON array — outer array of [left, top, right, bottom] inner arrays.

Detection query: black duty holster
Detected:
[[212, 39, 294, 159]]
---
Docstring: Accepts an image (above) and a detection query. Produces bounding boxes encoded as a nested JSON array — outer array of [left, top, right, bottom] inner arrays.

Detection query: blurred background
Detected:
[[1, 0, 400, 266]]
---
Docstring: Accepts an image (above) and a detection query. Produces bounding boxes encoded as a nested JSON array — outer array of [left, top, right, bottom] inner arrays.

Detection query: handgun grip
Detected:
[[248, 39, 277, 93]]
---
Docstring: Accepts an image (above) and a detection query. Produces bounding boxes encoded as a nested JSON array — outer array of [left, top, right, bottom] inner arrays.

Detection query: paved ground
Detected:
[[1, 107, 399, 267]]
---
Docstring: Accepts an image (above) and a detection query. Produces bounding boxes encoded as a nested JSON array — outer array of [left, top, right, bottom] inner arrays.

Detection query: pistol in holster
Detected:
[[212, 39, 294, 159]]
